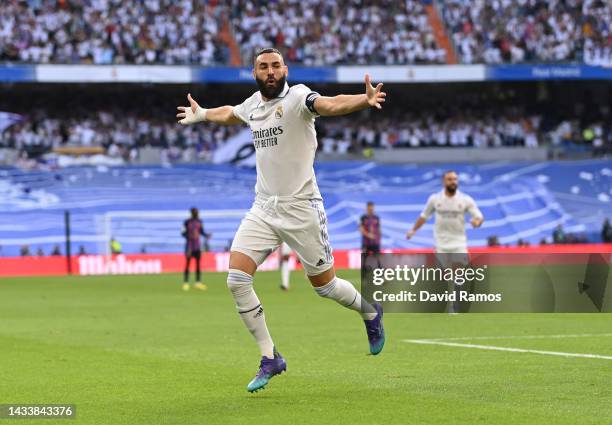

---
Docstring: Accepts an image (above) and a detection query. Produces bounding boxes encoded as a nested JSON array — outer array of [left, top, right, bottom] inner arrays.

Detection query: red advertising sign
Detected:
[[0, 244, 610, 277]]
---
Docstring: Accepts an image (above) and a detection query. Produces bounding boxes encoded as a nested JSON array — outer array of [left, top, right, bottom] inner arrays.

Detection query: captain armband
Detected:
[[305, 92, 321, 115]]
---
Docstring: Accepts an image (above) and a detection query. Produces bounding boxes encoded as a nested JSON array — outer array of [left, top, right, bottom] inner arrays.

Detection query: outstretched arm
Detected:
[[313, 74, 386, 116], [406, 217, 427, 239], [470, 216, 484, 228], [467, 198, 484, 228], [407, 196, 435, 239], [176, 93, 243, 126]]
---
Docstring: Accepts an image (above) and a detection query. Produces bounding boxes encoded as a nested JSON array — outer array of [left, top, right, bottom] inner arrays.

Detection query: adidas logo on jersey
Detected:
[[254, 306, 264, 318], [316, 259, 325, 267]]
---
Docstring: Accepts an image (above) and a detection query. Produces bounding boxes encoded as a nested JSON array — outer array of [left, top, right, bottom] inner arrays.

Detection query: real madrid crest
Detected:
[[275, 106, 283, 119]]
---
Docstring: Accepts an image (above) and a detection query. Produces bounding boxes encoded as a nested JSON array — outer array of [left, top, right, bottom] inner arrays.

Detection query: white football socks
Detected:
[[314, 276, 377, 320], [280, 260, 290, 289], [227, 269, 275, 359]]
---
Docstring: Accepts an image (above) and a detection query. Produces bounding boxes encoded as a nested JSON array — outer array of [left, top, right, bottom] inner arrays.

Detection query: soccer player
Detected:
[[279, 242, 292, 291], [359, 201, 382, 268], [406, 171, 484, 312], [182, 207, 211, 291], [177, 47, 386, 392]]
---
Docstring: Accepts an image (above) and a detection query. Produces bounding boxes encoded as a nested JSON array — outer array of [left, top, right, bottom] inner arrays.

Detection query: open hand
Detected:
[[365, 74, 386, 109], [176, 93, 207, 125]]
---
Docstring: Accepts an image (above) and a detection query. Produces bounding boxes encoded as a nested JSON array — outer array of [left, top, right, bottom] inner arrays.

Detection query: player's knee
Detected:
[[229, 250, 258, 275], [307, 266, 336, 287], [227, 268, 253, 295], [313, 276, 337, 298]]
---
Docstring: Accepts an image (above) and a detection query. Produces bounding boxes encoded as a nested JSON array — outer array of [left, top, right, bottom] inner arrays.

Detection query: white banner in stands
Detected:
[[337, 65, 486, 83], [0, 111, 23, 132], [36, 65, 191, 83], [212, 128, 256, 167]]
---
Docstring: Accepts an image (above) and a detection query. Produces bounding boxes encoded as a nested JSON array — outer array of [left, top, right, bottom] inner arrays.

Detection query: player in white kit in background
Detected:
[[406, 171, 484, 312], [406, 171, 483, 252], [176, 48, 386, 393]]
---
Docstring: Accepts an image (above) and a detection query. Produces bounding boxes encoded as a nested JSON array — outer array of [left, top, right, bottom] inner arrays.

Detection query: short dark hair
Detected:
[[367, 201, 374, 206], [254, 47, 283, 63]]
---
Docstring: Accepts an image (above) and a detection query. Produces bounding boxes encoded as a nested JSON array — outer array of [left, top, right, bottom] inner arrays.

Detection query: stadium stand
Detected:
[[2, 0, 609, 66], [0, 160, 609, 256], [230, 0, 446, 65], [2, 105, 609, 159], [0, 0, 446, 65], [441, 0, 612, 66], [0, 109, 242, 162], [0, 0, 230, 65]]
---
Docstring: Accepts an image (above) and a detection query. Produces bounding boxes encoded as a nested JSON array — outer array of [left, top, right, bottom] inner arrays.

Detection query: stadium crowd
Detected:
[[318, 110, 610, 154], [0, 0, 443, 65], [319, 112, 544, 152], [230, 0, 446, 65], [0, 0, 229, 65], [1, 108, 609, 160], [0, 110, 242, 163], [3, 0, 609, 66], [442, 0, 612, 65]]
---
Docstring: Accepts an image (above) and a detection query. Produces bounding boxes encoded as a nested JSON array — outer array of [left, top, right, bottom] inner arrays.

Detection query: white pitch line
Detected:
[[414, 333, 612, 342], [404, 339, 612, 361]]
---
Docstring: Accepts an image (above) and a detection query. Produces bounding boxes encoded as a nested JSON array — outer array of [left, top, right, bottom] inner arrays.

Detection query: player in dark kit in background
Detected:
[[359, 201, 382, 269], [182, 207, 211, 291]]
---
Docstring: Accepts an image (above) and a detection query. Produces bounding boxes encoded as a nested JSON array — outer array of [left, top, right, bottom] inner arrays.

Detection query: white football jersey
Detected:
[[233, 83, 322, 199], [420, 190, 483, 251]]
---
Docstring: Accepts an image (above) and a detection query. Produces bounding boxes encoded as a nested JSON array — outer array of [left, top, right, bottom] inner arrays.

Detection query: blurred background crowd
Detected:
[[1, 83, 609, 160], [1, 0, 609, 66]]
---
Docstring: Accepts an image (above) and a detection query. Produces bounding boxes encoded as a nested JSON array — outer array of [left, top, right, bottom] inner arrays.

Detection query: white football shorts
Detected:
[[231, 195, 334, 276]]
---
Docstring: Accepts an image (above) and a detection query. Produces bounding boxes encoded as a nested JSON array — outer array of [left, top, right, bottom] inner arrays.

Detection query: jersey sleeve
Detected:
[[420, 195, 436, 220], [292, 84, 321, 118], [466, 196, 483, 220], [232, 100, 249, 123], [233, 93, 258, 124]]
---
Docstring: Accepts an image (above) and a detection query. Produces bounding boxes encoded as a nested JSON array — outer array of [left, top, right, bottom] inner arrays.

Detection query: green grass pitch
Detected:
[[1, 270, 611, 425]]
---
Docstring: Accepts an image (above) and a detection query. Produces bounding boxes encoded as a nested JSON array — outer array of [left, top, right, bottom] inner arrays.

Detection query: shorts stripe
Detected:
[[310, 200, 332, 262]]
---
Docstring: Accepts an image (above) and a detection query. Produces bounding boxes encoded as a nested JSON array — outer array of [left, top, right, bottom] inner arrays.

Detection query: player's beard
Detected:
[[446, 184, 457, 194], [256, 74, 286, 99]]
